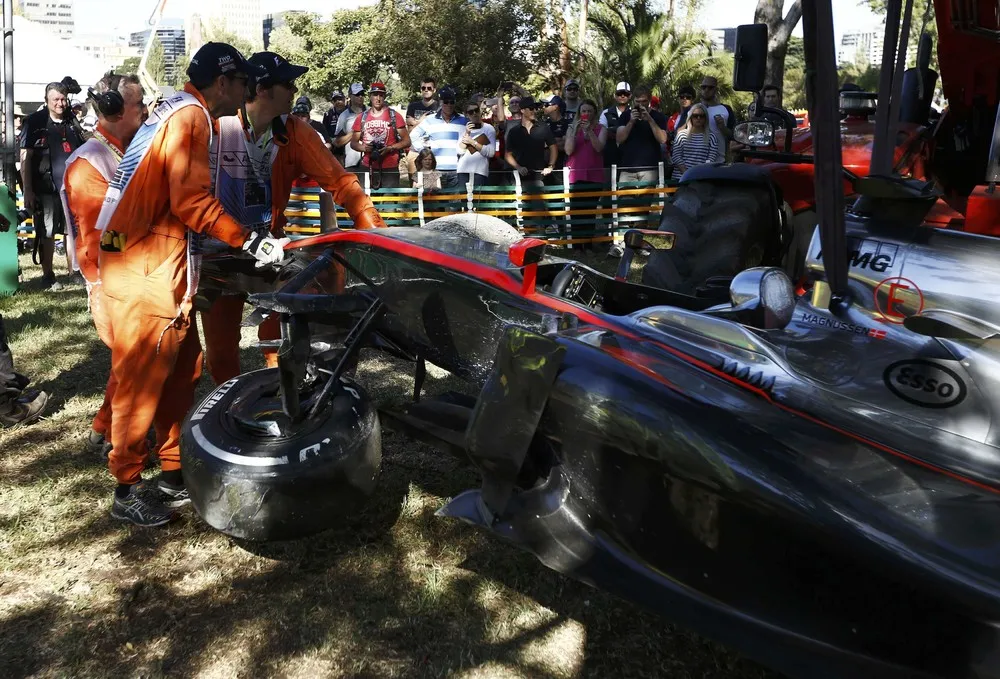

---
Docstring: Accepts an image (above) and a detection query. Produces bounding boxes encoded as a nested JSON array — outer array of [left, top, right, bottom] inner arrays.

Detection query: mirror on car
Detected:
[[734, 121, 774, 148], [733, 24, 768, 93], [703, 267, 796, 330]]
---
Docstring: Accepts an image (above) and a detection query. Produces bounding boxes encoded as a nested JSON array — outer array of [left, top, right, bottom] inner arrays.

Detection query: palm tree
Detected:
[[583, 0, 729, 104]]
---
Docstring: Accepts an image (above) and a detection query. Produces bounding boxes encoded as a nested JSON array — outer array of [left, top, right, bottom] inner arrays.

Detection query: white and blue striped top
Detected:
[[410, 112, 469, 172]]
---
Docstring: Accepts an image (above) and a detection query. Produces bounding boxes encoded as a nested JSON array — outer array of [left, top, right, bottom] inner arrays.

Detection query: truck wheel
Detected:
[[180, 368, 382, 542], [643, 182, 776, 295], [423, 213, 522, 246]]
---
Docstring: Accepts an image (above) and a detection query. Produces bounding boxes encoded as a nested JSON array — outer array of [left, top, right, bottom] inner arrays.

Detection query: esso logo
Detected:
[[883, 360, 966, 409]]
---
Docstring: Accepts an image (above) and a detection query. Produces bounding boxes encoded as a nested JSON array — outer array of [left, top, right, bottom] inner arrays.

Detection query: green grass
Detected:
[[0, 253, 781, 678]]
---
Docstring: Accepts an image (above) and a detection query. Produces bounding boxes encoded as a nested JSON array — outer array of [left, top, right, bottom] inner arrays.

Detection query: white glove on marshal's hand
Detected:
[[242, 232, 290, 268]]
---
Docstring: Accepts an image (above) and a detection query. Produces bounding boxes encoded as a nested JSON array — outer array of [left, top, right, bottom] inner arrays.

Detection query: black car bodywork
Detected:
[[189, 225, 1000, 679]]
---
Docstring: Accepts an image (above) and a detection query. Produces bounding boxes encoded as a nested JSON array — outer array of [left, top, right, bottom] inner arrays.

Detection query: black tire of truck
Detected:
[[642, 181, 780, 296], [180, 368, 382, 542]]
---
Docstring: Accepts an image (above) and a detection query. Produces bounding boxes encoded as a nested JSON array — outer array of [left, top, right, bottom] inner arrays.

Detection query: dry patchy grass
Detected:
[[0, 254, 780, 679]]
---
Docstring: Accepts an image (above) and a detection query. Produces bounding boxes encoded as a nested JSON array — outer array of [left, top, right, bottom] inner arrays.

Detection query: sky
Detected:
[[73, 0, 881, 43]]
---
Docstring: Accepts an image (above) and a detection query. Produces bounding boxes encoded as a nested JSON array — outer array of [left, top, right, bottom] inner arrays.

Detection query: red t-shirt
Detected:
[[352, 107, 406, 169]]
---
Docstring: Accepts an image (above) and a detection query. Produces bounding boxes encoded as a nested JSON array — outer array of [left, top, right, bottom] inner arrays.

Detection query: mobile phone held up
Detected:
[[580, 111, 590, 122]]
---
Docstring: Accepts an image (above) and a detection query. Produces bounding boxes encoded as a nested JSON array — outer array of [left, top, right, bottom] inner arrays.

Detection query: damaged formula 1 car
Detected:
[[181, 5, 1000, 679]]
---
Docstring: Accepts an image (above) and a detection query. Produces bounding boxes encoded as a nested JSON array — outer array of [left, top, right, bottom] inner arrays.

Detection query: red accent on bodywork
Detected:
[[933, 0, 1000, 110], [287, 229, 1000, 495], [965, 185, 1000, 236]]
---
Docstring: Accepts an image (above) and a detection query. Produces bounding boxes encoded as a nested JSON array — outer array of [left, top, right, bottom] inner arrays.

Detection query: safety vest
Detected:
[[59, 134, 121, 275], [94, 91, 212, 313]]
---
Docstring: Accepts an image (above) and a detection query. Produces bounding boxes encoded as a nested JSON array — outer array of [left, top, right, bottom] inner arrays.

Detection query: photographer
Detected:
[[350, 82, 410, 189], [19, 81, 85, 290], [614, 85, 668, 184]]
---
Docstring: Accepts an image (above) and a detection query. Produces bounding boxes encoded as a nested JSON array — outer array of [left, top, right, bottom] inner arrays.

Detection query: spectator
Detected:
[[564, 99, 607, 249], [350, 81, 410, 189], [504, 95, 556, 189], [412, 148, 441, 192], [482, 97, 507, 183], [699, 76, 736, 144], [667, 85, 696, 142], [615, 85, 668, 184], [324, 90, 346, 134], [670, 103, 722, 180], [409, 86, 467, 188], [456, 100, 495, 188], [336, 83, 367, 175], [565, 99, 607, 183], [293, 95, 333, 150], [407, 77, 440, 130], [507, 96, 523, 122], [323, 90, 346, 161], [599, 81, 631, 173], [19, 81, 85, 290], [542, 95, 570, 170], [563, 79, 581, 123], [762, 83, 781, 109]]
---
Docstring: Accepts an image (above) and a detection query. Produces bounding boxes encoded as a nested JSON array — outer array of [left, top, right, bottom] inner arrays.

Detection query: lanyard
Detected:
[[92, 130, 123, 162]]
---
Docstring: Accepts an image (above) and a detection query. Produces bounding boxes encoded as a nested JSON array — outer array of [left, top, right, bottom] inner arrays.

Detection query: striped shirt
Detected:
[[670, 130, 721, 179], [411, 112, 469, 172]]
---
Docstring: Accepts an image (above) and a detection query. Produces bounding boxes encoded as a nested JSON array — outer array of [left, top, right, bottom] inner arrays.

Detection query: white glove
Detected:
[[242, 232, 290, 268]]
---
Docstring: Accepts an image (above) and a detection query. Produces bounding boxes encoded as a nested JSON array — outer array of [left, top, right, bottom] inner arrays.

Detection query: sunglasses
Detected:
[[466, 108, 480, 114], [442, 99, 456, 104], [421, 86, 435, 91], [690, 114, 706, 119], [616, 91, 630, 96], [679, 94, 693, 99], [701, 85, 716, 89]]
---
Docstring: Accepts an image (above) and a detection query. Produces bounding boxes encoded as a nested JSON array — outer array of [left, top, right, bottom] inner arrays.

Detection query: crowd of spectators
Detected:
[[285, 73, 790, 193]]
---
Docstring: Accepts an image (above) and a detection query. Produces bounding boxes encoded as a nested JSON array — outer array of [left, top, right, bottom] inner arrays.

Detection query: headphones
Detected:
[[87, 74, 124, 117]]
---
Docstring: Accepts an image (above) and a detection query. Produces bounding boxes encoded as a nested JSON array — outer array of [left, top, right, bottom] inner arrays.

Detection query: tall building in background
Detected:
[[16, 0, 75, 38], [201, 0, 263, 50], [708, 27, 738, 54], [838, 24, 917, 67], [130, 19, 185, 83], [70, 34, 141, 72], [263, 10, 305, 49]]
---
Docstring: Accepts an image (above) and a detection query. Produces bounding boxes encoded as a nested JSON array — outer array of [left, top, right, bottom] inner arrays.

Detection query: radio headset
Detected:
[[87, 74, 125, 117]]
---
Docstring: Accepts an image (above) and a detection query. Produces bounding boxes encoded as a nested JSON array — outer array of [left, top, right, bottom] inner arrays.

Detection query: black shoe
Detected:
[[110, 483, 175, 527], [0, 390, 48, 428], [155, 477, 191, 509]]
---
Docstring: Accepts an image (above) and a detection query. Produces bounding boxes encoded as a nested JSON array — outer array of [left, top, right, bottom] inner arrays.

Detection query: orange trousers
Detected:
[[88, 283, 116, 437], [201, 294, 279, 385], [105, 294, 204, 485]]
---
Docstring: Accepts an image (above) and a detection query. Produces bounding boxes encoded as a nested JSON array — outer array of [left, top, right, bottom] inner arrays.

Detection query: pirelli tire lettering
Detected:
[[180, 368, 383, 541]]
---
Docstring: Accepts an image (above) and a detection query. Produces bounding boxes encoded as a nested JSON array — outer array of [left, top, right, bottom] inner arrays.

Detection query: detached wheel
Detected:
[[644, 182, 777, 295], [423, 213, 522, 246], [180, 368, 382, 542]]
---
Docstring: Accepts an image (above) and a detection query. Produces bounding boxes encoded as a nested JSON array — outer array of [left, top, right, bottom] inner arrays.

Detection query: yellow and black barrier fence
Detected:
[[285, 164, 679, 247]]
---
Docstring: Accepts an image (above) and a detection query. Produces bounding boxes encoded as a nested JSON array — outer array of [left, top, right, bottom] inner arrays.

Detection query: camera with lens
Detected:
[[61, 76, 82, 95], [369, 140, 386, 163]]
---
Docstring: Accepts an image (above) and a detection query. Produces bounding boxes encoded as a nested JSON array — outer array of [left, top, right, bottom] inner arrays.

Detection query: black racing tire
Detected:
[[643, 181, 776, 295], [180, 368, 382, 542], [422, 213, 522, 247]]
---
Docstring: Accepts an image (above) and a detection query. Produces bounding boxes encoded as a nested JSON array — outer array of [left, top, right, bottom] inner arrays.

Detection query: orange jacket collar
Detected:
[[95, 122, 126, 153]]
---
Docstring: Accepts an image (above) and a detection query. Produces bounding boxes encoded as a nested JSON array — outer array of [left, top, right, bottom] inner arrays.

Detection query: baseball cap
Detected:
[[370, 81, 387, 94], [542, 94, 565, 110], [650, 95, 660, 108], [295, 95, 312, 110], [188, 42, 249, 83], [615, 82, 631, 94], [565, 79, 580, 89], [247, 51, 308, 88], [349, 82, 365, 96], [677, 85, 696, 98], [292, 101, 310, 115], [518, 95, 542, 110], [331, 90, 345, 100], [439, 86, 457, 102]]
